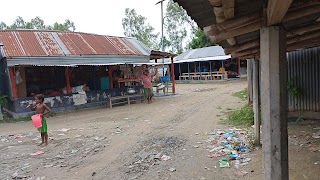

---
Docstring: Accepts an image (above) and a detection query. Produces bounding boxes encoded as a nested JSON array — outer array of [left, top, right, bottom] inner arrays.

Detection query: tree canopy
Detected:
[[0, 16, 76, 31], [188, 28, 215, 49], [122, 8, 159, 50], [164, 0, 197, 54]]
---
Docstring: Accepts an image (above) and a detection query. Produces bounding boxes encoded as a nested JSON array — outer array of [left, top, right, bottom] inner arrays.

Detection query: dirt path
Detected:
[[1, 80, 319, 180]]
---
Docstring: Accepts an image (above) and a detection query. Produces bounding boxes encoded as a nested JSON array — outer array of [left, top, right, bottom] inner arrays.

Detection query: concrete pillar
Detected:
[[253, 59, 261, 146], [260, 26, 288, 180]]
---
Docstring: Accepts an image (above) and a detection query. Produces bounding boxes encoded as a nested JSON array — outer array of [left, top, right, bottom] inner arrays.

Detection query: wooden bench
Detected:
[[179, 75, 189, 80], [109, 94, 144, 108]]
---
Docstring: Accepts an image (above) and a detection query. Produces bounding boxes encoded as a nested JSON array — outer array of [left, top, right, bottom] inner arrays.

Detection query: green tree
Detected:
[[31, 16, 45, 30], [0, 22, 7, 30], [122, 8, 159, 50], [188, 28, 214, 49], [52, 19, 76, 31], [3, 16, 75, 31], [9, 16, 26, 29], [164, 0, 196, 53]]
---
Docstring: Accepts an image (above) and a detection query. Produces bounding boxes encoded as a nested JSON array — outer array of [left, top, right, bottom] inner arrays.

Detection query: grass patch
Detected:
[[232, 88, 248, 100], [224, 105, 254, 127]]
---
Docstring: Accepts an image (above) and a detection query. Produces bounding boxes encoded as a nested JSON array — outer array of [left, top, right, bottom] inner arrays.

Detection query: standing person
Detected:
[[141, 69, 154, 103], [29, 94, 51, 146]]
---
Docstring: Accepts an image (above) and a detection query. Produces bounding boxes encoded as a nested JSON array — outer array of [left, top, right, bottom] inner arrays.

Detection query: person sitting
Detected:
[[203, 66, 208, 72]]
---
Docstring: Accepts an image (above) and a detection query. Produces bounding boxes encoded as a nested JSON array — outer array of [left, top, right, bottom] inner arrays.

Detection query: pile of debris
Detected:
[[206, 128, 254, 169]]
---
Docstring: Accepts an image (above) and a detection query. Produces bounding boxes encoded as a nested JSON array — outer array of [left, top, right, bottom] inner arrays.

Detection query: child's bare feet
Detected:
[[38, 142, 44, 146]]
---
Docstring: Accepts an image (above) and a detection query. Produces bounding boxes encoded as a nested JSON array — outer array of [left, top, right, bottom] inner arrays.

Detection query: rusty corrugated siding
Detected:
[[288, 47, 320, 112], [0, 30, 150, 57]]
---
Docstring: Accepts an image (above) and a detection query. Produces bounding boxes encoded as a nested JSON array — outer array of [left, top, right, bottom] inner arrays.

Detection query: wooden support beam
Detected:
[[210, 20, 262, 43], [283, 4, 320, 22], [205, 4, 320, 43], [287, 30, 320, 44], [287, 22, 320, 37], [227, 25, 320, 55], [267, 0, 293, 25], [260, 26, 288, 180], [211, 0, 237, 45], [216, 12, 261, 31], [171, 57, 176, 94], [238, 53, 259, 60], [232, 48, 259, 58], [9, 67, 18, 99], [224, 40, 259, 54], [65, 67, 71, 94], [108, 66, 113, 89], [287, 38, 320, 52], [222, 0, 234, 20]]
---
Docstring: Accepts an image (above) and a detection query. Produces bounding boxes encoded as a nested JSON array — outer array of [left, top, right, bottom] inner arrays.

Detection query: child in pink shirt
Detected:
[[141, 69, 154, 103]]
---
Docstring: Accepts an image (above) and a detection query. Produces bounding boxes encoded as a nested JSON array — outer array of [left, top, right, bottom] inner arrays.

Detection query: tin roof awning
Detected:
[[6, 54, 150, 67]]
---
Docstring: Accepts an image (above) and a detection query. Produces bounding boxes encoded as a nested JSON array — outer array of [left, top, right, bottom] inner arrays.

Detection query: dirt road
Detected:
[[1, 80, 319, 180]]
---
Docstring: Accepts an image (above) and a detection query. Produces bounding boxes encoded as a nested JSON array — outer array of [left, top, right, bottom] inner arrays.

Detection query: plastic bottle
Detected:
[[234, 159, 240, 169]]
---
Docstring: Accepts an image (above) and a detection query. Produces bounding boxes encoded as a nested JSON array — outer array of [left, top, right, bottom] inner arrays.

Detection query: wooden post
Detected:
[[222, 61, 225, 80], [108, 65, 113, 89], [65, 67, 71, 94], [247, 59, 252, 104], [178, 63, 181, 80], [171, 56, 176, 94], [237, 59, 241, 77], [209, 61, 212, 80], [155, 59, 159, 93], [199, 62, 201, 80], [9, 67, 18, 99], [188, 62, 190, 80], [260, 26, 288, 180], [253, 59, 261, 146]]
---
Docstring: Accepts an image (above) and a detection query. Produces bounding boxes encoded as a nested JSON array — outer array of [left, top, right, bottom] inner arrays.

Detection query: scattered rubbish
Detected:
[[161, 155, 171, 161], [219, 158, 230, 168], [36, 176, 45, 180], [182, 148, 187, 151], [193, 145, 200, 148], [315, 161, 319, 165], [15, 135, 25, 139], [75, 135, 82, 138], [234, 159, 240, 169], [21, 163, 31, 170], [58, 133, 66, 136], [58, 128, 70, 132], [124, 118, 129, 120], [168, 168, 176, 172], [94, 137, 106, 141], [12, 171, 18, 178], [92, 172, 96, 176], [30, 151, 44, 156], [207, 128, 253, 169], [195, 132, 199, 135], [312, 131, 320, 139], [71, 149, 78, 154]]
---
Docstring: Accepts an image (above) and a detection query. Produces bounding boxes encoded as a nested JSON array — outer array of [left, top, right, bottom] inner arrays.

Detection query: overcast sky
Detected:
[[1, 0, 168, 37]]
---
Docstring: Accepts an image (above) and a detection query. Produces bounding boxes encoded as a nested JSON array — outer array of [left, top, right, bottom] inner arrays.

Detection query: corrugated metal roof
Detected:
[[0, 30, 152, 57], [174, 46, 229, 61]]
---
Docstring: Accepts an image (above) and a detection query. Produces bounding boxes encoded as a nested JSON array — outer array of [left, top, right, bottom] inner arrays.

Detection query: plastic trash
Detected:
[[31, 114, 42, 128], [30, 151, 44, 156], [234, 159, 240, 169], [219, 158, 230, 168]]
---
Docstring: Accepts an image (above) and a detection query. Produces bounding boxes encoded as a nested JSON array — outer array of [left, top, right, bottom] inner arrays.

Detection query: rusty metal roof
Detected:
[[0, 30, 151, 57]]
